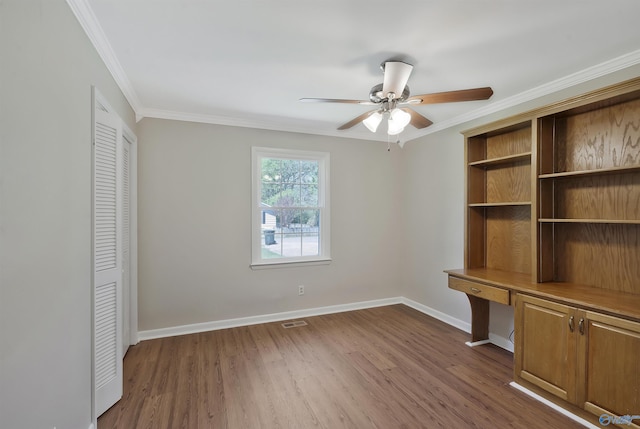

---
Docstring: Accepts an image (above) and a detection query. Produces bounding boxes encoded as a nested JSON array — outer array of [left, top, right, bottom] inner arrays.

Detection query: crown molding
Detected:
[[411, 48, 640, 139], [137, 107, 387, 142], [67, 0, 640, 143], [66, 0, 142, 113]]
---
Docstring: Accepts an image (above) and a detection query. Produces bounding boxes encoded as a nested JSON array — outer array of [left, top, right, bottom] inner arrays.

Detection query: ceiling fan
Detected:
[[300, 61, 494, 135]]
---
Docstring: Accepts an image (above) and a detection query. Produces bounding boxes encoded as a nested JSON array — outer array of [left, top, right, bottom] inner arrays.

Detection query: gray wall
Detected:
[[137, 119, 402, 331], [398, 126, 516, 344], [0, 1, 135, 428]]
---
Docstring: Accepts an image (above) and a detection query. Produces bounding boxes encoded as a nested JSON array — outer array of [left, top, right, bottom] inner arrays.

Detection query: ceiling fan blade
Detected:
[[402, 108, 433, 129], [299, 98, 376, 105], [337, 110, 378, 130], [405, 87, 494, 105], [382, 61, 413, 99]]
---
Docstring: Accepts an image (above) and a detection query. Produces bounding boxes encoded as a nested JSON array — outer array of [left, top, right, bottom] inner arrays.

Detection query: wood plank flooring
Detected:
[[98, 305, 583, 428]]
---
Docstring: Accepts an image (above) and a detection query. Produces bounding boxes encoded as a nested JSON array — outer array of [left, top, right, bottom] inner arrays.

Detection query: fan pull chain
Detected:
[[387, 135, 391, 152]]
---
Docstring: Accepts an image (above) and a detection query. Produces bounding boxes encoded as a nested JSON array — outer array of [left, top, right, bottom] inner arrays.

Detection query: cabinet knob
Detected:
[[579, 318, 585, 335], [470, 287, 481, 294], [569, 316, 574, 332]]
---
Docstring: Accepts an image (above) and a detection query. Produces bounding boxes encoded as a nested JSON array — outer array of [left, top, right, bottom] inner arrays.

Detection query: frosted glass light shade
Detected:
[[387, 108, 411, 135], [363, 111, 383, 132]]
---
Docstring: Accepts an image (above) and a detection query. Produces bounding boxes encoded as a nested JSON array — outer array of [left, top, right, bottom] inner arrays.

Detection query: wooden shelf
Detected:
[[538, 218, 640, 224], [468, 152, 531, 168], [539, 164, 640, 179], [469, 202, 531, 207]]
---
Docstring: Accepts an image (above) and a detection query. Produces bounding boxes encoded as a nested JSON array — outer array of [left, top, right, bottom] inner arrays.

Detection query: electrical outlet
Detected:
[[298, 285, 304, 295]]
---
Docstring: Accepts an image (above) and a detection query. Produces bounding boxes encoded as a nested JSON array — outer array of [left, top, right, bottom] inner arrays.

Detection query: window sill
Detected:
[[250, 258, 332, 270]]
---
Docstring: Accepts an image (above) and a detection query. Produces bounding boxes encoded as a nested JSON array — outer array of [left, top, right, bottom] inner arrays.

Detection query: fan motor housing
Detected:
[[369, 83, 410, 103]]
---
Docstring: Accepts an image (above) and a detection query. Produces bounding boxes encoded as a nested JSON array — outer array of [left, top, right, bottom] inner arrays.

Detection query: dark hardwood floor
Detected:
[[98, 305, 583, 428]]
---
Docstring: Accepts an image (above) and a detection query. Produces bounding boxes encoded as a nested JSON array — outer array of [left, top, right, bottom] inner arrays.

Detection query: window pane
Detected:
[[281, 184, 301, 206], [302, 233, 319, 256], [260, 208, 277, 230], [301, 184, 318, 206], [301, 209, 319, 228], [281, 233, 302, 257], [273, 190, 297, 207], [281, 159, 300, 184], [300, 160, 318, 184], [261, 228, 282, 259], [261, 158, 281, 182], [279, 208, 299, 229], [261, 183, 280, 205]]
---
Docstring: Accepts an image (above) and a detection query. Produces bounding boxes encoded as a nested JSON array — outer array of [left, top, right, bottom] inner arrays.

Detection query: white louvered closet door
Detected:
[[93, 108, 123, 417]]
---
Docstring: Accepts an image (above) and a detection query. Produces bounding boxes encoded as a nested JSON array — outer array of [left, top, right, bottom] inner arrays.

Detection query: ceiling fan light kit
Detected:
[[363, 111, 383, 132], [300, 60, 494, 139], [387, 108, 411, 135]]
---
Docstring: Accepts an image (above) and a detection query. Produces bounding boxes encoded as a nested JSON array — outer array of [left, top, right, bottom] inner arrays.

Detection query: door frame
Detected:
[[122, 121, 139, 352]]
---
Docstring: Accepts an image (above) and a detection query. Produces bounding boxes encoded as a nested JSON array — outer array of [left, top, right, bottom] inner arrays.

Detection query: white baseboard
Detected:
[[401, 297, 471, 332], [489, 332, 514, 353], [137, 296, 514, 353], [401, 297, 514, 352], [509, 382, 599, 429], [138, 297, 403, 341]]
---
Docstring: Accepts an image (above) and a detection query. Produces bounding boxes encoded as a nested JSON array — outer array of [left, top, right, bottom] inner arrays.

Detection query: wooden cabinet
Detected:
[[581, 311, 640, 426], [515, 294, 640, 427], [447, 77, 640, 426], [514, 295, 577, 403]]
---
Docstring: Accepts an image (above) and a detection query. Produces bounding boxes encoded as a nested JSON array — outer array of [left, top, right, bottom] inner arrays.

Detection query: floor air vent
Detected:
[[281, 320, 308, 328]]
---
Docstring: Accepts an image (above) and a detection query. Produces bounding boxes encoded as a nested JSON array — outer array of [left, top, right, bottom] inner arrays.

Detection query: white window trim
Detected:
[[251, 146, 331, 268]]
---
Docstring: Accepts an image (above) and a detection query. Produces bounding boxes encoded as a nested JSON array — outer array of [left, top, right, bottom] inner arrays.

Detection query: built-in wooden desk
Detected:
[[445, 267, 640, 343]]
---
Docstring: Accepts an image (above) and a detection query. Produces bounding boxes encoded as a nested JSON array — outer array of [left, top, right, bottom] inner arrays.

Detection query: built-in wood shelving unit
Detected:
[[448, 77, 640, 427], [458, 79, 640, 295]]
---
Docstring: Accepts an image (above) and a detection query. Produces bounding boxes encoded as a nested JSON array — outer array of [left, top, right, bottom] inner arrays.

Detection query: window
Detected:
[[251, 147, 330, 267]]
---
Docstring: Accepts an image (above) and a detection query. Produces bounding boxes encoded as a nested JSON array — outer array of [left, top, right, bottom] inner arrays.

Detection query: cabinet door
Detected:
[[579, 312, 640, 427], [515, 294, 578, 403]]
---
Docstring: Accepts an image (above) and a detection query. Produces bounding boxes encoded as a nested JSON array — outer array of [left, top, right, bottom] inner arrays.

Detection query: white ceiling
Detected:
[[73, 0, 640, 142]]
